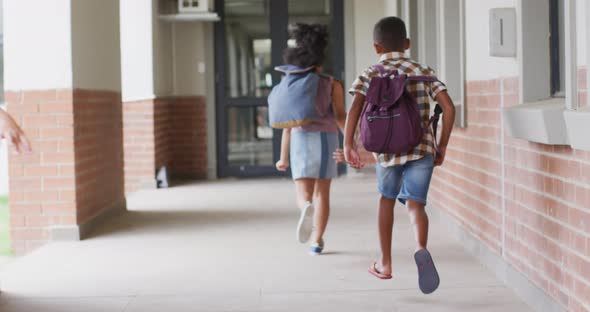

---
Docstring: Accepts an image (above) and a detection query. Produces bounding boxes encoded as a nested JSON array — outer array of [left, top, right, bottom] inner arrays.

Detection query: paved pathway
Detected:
[[0, 177, 532, 311]]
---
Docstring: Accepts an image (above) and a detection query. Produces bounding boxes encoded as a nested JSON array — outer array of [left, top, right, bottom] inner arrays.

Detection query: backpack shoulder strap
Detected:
[[318, 73, 334, 83], [407, 75, 438, 82], [274, 65, 316, 74], [373, 64, 388, 77], [428, 104, 444, 153]]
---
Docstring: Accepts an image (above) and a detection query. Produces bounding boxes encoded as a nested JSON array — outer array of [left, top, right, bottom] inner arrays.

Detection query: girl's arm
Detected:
[[276, 128, 291, 171], [331, 80, 347, 163], [331, 80, 346, 132]]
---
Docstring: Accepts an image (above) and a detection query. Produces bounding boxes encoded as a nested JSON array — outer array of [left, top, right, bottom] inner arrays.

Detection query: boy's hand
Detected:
[[344, 145, 364, 169], [275, 159, 289, 171], [434, 146, 447, 166], [332, 148, 345, 163], [0, 110, 32, 154]]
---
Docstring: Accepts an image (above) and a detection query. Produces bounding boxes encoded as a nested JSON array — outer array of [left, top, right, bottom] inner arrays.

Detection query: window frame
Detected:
[[403, 0, 467, 128], [563, 0, 578, 110], [549, 0, 561, 96], [435, 0, 466, 128]]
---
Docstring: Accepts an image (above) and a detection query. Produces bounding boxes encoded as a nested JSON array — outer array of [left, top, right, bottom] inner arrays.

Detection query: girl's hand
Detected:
[[332, 148, 345, 163], [275, 159, 289, 171], [0, 110, 31, 154], [344, 145, 364, 169]]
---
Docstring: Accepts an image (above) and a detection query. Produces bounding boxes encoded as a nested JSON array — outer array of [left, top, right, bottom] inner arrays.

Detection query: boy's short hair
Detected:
[[373, 16, 407, 51]]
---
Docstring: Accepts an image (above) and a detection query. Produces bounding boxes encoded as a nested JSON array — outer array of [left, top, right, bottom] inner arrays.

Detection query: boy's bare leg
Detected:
[[407, 200, 428, 252], [311, 179, 331, 244], [377, 195, 396, 275]]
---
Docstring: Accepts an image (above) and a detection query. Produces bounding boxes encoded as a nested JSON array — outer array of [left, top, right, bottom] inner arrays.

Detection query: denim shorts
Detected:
[[376, 154, 435, 205]]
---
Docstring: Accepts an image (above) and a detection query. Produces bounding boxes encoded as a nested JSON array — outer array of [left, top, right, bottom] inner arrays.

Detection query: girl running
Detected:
[[275, 23, 346, 255]]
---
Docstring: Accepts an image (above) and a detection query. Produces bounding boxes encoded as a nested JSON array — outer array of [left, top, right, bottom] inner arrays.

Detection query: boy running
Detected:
[[344, 16, 455, 294]]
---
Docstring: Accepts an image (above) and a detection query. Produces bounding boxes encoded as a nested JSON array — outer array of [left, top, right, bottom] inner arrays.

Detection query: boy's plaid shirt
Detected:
[[349, 52, 448, 167]]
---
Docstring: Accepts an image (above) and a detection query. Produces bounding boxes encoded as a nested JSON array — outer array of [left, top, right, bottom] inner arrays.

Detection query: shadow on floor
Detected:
[[86, 209, 292, 239], [0, 295, 130, 312]]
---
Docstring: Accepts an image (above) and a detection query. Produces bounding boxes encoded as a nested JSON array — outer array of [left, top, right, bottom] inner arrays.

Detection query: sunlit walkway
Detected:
[[0, 176, 531, 311]]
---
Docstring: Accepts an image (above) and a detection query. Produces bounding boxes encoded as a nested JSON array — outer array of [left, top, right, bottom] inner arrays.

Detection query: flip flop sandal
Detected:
[[368, 262, 392, 279], [414, 249, 440, 294]]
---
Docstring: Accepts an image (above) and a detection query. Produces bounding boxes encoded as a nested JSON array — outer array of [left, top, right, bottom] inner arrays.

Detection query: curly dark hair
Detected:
[[283, 23, 329, 68]]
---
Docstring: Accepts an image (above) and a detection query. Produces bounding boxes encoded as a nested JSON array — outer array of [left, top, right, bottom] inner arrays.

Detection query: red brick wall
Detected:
[[122, 96, 207, 193], [73, 90, 125, 224], [6, 89, 125, 254], [430, 73, 590, 312], [123, 99, 162, 193], [154, 98, 172, 170], [169, 96, 207, 179]]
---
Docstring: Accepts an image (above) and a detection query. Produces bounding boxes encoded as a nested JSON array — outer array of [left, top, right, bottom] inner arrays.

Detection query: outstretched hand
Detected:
[[344, 146, 365, 169], [0, 110, 31, 154]]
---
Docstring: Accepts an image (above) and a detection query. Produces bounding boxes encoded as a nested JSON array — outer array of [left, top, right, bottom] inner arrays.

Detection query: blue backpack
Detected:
[[268, 65, 319, 128]]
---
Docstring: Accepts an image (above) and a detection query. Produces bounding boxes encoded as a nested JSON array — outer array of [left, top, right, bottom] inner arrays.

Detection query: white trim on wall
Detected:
[[344, 0, 356, 110], [459, 0, 466, 128], [417, 0, 427, 65], [435, 0, 467, 128], [587, 0, 590, 109], [564, 0, 578, 110], [419, 0, 438, 71]]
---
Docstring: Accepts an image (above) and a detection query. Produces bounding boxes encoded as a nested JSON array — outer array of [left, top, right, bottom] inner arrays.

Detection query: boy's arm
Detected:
[[276, 128, 291, 171], [343, 93, 366, 169], [433, 91, 456, 166]]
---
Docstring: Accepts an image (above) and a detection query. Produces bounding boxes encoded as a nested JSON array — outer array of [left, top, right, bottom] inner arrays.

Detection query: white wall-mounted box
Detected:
[[490, 8, 516, 57], [178, 0, 209, 13]]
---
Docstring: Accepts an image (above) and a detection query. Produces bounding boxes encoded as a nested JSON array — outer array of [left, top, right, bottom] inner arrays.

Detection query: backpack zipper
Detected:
[[367, 114, 401, 122], [380, 115, 395, 153]]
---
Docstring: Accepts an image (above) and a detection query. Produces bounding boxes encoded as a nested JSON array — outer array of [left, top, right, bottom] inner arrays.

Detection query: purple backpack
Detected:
[[360, 64, 440, 154]]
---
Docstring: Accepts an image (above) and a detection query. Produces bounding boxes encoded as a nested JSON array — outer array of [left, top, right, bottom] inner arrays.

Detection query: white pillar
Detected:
[[120, 0, 156, 101], [4, 0, 73, 91]]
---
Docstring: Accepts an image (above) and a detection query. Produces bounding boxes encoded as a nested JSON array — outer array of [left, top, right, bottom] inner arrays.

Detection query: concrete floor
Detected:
[[0, 176, 532, 312]]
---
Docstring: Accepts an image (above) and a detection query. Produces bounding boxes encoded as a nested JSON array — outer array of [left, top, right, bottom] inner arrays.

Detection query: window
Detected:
[[507, 0, 590, 147], [519, 0, 587, 108], [402, 0, 466, 127]]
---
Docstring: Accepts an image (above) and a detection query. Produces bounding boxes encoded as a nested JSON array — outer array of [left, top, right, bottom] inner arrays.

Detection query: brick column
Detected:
[[4, 0, 124, 254], [6, 90, 77, 252], [122, 96, 208, 193], [122, 98, 173, 193]]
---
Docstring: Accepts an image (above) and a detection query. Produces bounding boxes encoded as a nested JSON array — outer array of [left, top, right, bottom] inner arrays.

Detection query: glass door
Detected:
[[215, 0, 344, 177]]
